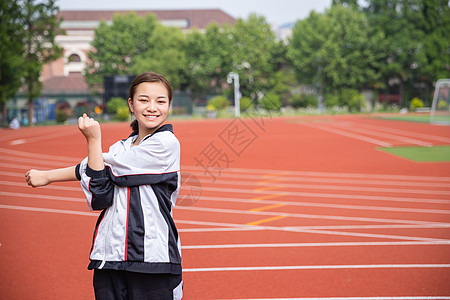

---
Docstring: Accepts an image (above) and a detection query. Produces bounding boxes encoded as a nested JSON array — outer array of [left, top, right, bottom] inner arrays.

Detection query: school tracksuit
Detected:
[[75, 124, 183, 299]]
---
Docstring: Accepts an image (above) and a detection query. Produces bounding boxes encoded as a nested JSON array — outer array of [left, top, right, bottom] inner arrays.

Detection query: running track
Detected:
[[0, 114, 449, 299]]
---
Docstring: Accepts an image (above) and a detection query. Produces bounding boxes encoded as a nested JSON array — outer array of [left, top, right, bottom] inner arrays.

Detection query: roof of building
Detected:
[[42, 73, 89, 94], [58, 9, 236, 30]]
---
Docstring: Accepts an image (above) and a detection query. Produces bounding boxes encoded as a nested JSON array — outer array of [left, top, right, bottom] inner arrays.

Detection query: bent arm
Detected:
[[78, 113, 104, 171], [25, 166, 77, 188]]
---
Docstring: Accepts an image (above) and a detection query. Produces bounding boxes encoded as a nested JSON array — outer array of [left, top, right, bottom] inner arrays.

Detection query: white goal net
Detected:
[[430, 79, 450, 125]]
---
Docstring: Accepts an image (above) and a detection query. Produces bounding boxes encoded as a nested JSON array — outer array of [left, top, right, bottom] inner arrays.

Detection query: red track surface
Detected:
[[1, 114, 450, 299]]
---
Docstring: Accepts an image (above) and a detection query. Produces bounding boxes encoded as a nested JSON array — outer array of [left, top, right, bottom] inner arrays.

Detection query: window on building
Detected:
[[68, 54, 81, 63]]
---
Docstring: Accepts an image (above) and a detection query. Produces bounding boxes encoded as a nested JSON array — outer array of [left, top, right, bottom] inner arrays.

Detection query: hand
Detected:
[[78, 113, 101, 142], [25, 169, 50, 187]]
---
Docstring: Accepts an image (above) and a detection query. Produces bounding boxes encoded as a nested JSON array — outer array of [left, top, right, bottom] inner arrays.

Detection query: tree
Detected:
[[0, 0, 24, 126], [85, 12, 159, 91], [332, 0, 359, 9], [415, 0, 450, 102], [185, 23, 234, 102], [363, 0, 429, 105], [229, 14, 280, 101], [287, 5, 383, 103], [130, 24, 187, 90], [21, 0, 64, 125]]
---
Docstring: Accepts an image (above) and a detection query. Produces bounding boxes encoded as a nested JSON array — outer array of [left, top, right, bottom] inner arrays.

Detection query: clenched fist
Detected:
[[78, 113, 101, 142], [25, 169, 49, 188]]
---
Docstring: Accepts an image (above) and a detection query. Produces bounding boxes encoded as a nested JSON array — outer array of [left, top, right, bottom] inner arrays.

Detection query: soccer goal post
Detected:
[[430, 79, 450, 125]]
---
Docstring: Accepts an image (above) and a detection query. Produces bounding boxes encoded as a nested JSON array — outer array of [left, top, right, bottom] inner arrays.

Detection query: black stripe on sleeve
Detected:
[[75, 164, 81, 181]]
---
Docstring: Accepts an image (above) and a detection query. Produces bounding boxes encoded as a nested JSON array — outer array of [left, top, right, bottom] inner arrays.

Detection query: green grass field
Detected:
[[379, 114, 450, 124], [379, 145, 450, 162]]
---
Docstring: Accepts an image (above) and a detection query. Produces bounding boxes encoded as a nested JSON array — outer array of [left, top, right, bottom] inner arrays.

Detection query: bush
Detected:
[[437, 99, 448, 110], [409, 97, 424, 111], [55, 109, 68, 123], [239, 96, 253, 112], [303, 94, 318, 108], [107, 97, 128, 114], [289, 94, 317, 109], [208, 96, 230, 111], [289, 95, 304, 109], [115, 106, 130, 121], [324, 93, 340, 108], [259, 92, 282, 111], [340, 89, 365, 112]]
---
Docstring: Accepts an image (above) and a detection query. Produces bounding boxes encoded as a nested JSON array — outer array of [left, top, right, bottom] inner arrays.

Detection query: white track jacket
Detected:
[[76, 124, 182, 274]]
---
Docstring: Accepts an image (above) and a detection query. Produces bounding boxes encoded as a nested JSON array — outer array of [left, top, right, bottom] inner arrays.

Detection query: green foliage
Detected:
[[0, 0, 24, 119], [409, 97, 424, 111], [185, 24, 234, 101], [362, 0, 448, 104], [437, 99, 449, 110], [55, 109, 68, 123], [324, 93, 340, 108], [20, 0, 64, 125], [85, 13, 158, 90], [259, 92, 282, 111], [239, 96, 253, 112], [269, 69, 297, 106], [208, 96, 230, 111], [115, 106, 130, 121], [107, 97, 128, 114], [288, 5, 383, 94], [130, 24, 187, 90], [289, 94, 318, 109], [340, 89, 366, 112], [230, 14, 280, 101]]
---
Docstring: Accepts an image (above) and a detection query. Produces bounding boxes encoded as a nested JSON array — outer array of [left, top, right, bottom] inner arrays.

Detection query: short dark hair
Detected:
[[128, 71, 172, 132]]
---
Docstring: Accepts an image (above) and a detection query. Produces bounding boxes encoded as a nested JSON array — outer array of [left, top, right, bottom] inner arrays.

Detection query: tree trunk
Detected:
[[1, 103, 7, 127], [399, 80, 405, 108], [28, 97, 34, 127]]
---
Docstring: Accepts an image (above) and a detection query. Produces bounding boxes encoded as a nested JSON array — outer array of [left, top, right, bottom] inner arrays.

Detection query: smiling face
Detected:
[[128, 81, 170, 140]]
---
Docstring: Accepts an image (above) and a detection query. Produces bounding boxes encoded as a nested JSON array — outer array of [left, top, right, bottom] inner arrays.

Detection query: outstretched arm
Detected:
[[25, 166, 77, 188], [25, 114, 104, 188]]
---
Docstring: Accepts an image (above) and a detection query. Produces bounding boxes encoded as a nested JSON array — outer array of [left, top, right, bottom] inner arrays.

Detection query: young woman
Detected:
[[25, 71, 183, 300]]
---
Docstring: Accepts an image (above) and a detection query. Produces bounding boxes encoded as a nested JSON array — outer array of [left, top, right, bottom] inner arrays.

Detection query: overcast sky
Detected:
[[57, 0, 332, 26]]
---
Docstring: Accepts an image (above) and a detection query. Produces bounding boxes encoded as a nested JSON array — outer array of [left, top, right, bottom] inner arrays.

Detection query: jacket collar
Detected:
[[128, 124, 173, 139]]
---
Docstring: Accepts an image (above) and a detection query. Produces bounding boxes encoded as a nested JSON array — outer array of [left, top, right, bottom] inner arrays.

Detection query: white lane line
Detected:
[[331, 123, 433, 146], [176, 205, 449, 226], [198, 186, 450, 204], [196, 196, 450, 215], [179, 223, 450, 233], [291, 228, 446, 242], [0, 155, 75, 167], [9, 139, 25, 145], [0, 191, 84, 203], [301, 123, 393, 147], [211, 179, 450, 196], [185, 170, 450, 188], [8, 130, 80, 146], [1, 204, 447, 242], [182, 241, 450, 249], [183, 264, 450, 272], [4, 180, 450, 215], [357, 122, 450, 143], [181, 165, 450, 182], [4, 158, 450, 182], [232, 297, 450, 300], [0, 180, 80, 191], [5, 176, 448, 206], [0, 204, 97, 216], [0, 147, 79, 162]]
